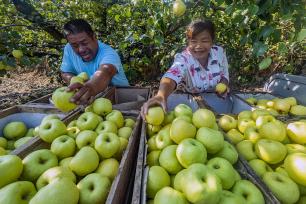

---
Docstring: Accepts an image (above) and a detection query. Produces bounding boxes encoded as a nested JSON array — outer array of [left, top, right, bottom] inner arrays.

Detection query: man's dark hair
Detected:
[[186, 19, 215, 41], [63, 19, 94, 37]]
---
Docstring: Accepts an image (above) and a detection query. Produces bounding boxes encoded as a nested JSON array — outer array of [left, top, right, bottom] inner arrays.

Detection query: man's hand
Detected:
[[67, 81, 96, 105], [141, 95, 167, 121]]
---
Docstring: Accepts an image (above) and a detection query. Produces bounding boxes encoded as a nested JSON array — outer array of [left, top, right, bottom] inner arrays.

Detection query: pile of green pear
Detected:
[[0, 121, 36, 154], [52, 72, 89, 112], [0, 97, 136, 204], [218, 109, 306, 203], [145, 104, 265, 204], [245, 96, 306, 116]]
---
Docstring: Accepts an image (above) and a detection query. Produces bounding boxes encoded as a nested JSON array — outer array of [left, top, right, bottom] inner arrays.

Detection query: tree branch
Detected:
[[11, 0, 64, 40]]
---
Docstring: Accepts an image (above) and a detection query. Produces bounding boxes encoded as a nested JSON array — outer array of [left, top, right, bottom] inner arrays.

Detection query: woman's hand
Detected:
[[141, 95, 167, 121], [216, 86, 230, 99]]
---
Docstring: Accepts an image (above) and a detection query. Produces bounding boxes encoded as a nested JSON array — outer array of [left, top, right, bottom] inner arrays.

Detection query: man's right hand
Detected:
[[67, 81, 96, 105], [140, 95, 167, 121]]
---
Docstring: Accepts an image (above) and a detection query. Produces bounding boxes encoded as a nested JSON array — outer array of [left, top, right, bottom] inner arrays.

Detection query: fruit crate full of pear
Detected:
[[0, 97, 142, 204], [131, 92, 281, 204], [214, 74, 306, 204]]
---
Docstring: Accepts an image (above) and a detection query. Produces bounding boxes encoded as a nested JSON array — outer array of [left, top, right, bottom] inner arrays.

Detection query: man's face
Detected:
[[187, 30, 213, 62], [67, 32, 98, 62]]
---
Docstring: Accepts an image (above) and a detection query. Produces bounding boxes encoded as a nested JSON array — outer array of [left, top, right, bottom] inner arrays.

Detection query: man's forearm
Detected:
[[88, 64, 116, 96], [156, 77, 176, 99]]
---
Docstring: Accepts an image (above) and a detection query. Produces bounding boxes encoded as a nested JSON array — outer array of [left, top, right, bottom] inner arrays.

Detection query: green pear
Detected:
[[21, 149, 58, 182], [124, 118, 136, 128], [173, 0, 186, 17], [147, 166, 170, 198], [290, 105, 306, 116], [0, 181, 36, 204], [77, 173, 111, 204], [12, 49, 23, 58], [77, 72, 89, 81], [52, 87, 77, 112], [106, 110, 125, 128], [92, 97, 113, 116], [95, 158, 119, 181], [69, 146, 99, 176], [70, 76, 84, 85], [36, 166, 76, 190], [38, 119, 67, 143], [41, 114, 61, 124], [25, 128, 35, 137], [59, 157, 73, 168], [0, 155, 23, 188], [3, 121, 27, 140], [29, 178, 79, 204], [0, 137, 8, 148], [147, 150, 161, 167]]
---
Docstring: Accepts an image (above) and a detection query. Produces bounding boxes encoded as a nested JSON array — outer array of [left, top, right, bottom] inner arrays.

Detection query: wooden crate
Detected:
[[131, 92, 280, 204], [10, 108, 142, 204], [132, 120, 280, 204], [9, 86, 146, 204], [0, 105, 69, 153], [131, 93, 200, 204], [101, 86, 151, 111]]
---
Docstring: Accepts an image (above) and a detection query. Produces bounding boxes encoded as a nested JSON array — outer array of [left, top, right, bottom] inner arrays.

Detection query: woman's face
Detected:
[[187, 30, 213, 62]]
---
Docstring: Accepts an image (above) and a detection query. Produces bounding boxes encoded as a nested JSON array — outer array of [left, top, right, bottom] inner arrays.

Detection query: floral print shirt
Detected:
[[163, 45, 229, 93]]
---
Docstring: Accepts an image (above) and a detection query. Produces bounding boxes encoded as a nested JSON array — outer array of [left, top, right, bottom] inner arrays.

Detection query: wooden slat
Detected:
[[106, 114, 142, 204], [131, 122, 146, 204]]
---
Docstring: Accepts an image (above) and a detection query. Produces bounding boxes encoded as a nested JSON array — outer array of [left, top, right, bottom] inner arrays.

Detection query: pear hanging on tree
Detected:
[[173, 0, 186, 17]]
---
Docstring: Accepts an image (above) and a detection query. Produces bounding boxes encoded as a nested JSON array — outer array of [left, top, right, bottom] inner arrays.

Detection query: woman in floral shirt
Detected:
[[141, 19, 229, 116]]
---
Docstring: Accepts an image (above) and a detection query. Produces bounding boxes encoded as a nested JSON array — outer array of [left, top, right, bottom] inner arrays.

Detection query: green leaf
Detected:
[[225, 5, 234, 14], [297, 29, 306, 42], [259, 57, 272, 70], [247, 4, 259, 16], [259, 25, 274, 39], [277, 42, 288, 55], [253, 42, 268, 57]]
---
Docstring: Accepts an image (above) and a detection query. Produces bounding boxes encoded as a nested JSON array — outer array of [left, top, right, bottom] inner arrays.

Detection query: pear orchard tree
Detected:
[[0, 0, 304, 86]]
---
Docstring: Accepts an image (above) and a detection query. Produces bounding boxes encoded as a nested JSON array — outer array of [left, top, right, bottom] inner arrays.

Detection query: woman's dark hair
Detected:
[[63, 19, 94, 37], [186, 20, 215, 41]]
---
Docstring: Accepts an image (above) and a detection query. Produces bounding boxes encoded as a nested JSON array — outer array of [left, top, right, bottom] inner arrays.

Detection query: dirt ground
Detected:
[[0, 68, 265, 111], [0, 69, 61, 110]]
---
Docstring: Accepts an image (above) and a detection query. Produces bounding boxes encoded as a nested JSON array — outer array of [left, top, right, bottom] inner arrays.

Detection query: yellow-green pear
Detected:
[[215, 83, 227, 94], [77, 173, 111, 204], [69, 146, 99, 176], [52, 87, 77, 112], [173, 0, 186, 17], [284, 97, 297, 106], [0, 181, 36, 204], [0, 155, 23, 188], [12, 49, 23, 59], [0, 137, 8, 148], [70, 76, 84, 85], [274, 99, 291, 114], [36, 166, 76, 190], [290, 105, 306, 116], [29, 178, 79, 204], [95, 158, 119, 181], [77, 72, 89, 81]]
